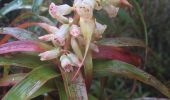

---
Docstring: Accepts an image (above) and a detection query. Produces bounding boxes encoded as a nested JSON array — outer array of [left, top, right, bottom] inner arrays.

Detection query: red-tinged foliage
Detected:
[[16, 22, 39, 29], [93, 45, 142, 66], [0, 41, 46, 54], [0, 35, 11, 45]]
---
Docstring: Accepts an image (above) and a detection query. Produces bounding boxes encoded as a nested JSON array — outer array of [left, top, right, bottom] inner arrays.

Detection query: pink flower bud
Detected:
[[39, 48, 60, 61], [70, 25, 81, 37]]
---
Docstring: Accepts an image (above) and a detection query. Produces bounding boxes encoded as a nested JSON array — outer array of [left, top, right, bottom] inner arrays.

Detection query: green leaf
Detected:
[[0, 73, 57, 99], [0, 54, 50, 69], [94, 60, 170, 98], [0, 0, 23, 16], [97, 37, 146, 47], [30, 80, 57, 99], [32, 0, 44, 14], [55, 81, 68, 100], [3, 66, 59, 100]]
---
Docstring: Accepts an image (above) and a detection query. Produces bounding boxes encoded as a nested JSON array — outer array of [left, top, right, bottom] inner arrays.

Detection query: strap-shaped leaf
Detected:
[[32, 0, 44, 14], [30, 80, 57, 99], [0, 40, 52, 55], [0, 73, 57, 99], [0, 0, 23, 16], [94, 60, 170, 98], [93, 45, 141, 66], [0, 54, 50, 69], [97, 37, 146, 47], [0, 27, 38, 40], [3, 66, 59, 100]]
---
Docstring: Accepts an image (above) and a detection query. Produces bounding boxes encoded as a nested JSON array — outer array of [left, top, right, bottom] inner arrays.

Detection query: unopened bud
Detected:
[[39, 48, 60, 61]]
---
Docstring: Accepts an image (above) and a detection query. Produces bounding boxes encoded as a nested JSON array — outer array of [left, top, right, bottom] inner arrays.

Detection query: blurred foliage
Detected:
[[0, 0, 170, 99]]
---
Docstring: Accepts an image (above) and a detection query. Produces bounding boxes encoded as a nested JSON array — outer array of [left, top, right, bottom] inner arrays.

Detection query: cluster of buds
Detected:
[[38, 0, 131, 73]]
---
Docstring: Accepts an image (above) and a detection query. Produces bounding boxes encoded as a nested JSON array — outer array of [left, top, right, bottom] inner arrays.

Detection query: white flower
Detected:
[[38, 23, 59, 34], [94, 0, 132, 17], [60, 55, 73, 72], [39, 34, 54, 41], [74, 0, 96, 19], [52, 24, 70, 46], [49, 2, 73, 23], [103, 5, 119, 17], [60, 53, 81, 72], [70, 24, 81, 37], [67, 53, 81, 67], [94, 21, 107, 38], [39, 24, 70, 46], [39, 48, 60, 61]]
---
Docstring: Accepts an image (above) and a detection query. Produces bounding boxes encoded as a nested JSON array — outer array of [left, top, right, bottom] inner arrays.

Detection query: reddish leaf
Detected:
[[0, 40, 52, 55], [93, 45, 141, 66], [0, 35, 11, 45], [0, 27, 38, 40]]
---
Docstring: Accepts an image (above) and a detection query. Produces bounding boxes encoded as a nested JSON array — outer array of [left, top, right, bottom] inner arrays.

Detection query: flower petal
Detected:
[[38, 34, 54, 41], [49, 3, 72, 16], [52, 24, 70, 46], [90, 43, 99, 53], [49, 3, 70, 23], [70, 25, 81, 37], [67, 53, 81, 67], [39, 48, 61, 61], [75, 0, 96, 19], [94, 21, 107, 38], [103, 5, 119, 18], [60, 55, 73, 72], [37, 23, 58, 34]]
